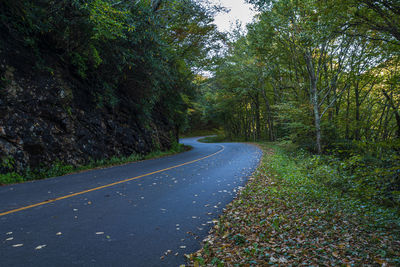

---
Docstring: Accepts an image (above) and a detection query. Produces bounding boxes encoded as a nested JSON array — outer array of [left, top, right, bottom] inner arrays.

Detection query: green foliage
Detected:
[[197, 133, 248, 143], [197, 0, 400, 154], [70, 52, 88, 78], [95, 82, 119, 108], [42, 162, 75, 178], [88, 0, 133, 41], [0, 172, 25, 185], [1, 156, 15, 170], [180, 128, 221, 138], [1, 0, 223, 134], [271, 141, 400, 214]]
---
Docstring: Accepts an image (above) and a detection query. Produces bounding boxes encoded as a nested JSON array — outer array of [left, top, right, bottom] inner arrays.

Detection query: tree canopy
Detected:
[[188, 0, 400, 208], [0, 0, 224, 136]]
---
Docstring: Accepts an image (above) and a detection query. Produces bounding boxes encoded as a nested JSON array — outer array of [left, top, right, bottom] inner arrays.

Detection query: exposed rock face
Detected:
[[0, 49, 174, 174]]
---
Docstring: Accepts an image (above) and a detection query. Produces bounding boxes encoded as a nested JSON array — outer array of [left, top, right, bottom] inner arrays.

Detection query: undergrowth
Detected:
[[180, 128, 223, 138], [187, 142, 400, 266], [266, 142, 400, 229], [198, 134, 248, 143]]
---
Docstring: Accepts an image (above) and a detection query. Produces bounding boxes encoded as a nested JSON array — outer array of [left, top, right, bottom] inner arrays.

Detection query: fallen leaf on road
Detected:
[[35, 245, 46, 250]]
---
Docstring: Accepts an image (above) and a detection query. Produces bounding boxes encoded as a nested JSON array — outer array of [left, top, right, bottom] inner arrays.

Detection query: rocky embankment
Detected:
[[0, 50, 174, 174]]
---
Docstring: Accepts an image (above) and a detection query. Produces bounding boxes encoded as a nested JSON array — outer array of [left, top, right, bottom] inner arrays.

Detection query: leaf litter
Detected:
[[186, 147, 400, 266]]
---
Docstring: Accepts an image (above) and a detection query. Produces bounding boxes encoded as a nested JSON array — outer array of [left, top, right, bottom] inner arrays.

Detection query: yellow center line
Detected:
[[0, 145, 225, 217]]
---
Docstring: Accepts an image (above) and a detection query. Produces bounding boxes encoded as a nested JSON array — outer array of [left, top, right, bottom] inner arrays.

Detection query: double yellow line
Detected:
[[0, 145, 224, 217]]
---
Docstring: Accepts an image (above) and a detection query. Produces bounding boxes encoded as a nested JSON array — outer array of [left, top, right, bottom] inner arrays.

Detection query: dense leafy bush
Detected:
[[285, 141, 400, 209]]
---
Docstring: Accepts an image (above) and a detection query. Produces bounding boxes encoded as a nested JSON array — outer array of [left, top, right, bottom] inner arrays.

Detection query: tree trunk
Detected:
[[382, 89, 400, 138], [354, 82, 361, 140], [262, 88, 275, 141], [345, 85, 350, 140], [305, 51, 322, 154], [175, 125, 179, 144], [314, 94, 322, 154], [254, 93, 261, 141]]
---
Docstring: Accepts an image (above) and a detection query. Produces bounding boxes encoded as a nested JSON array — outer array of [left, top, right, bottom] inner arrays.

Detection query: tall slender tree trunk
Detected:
[[312, 83, 322, 154], [254, 93, 261, 141], [305, 51, 322, 154], [345, 86, 350, 140], [262, 88, 275, 141], [175, 125, 179, 143], [354, 82, 361, 140]]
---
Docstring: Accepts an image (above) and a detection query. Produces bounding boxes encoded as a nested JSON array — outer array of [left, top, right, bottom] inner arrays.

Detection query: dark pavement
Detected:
[[0, 137, 262, 266]]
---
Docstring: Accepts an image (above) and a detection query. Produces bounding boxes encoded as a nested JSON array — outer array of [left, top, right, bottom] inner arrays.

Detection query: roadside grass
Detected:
[[187, 142, 400, 266], [198, 134, 248, 143], [181, 129, 223, 138], [0, 143, 190, 185], [198, 135, 227, 143]]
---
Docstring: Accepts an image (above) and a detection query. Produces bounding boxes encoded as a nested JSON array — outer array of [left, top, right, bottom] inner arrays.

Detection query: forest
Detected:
[[184, 2, 400, 264], [189, 0, 400, 210]]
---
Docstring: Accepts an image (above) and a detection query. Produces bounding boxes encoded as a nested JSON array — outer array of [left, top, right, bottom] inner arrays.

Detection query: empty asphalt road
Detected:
[[0, 137, 262, 266]]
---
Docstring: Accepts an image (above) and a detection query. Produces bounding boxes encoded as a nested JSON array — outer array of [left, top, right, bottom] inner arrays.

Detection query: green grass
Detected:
[[188, 141, 400, 266], [180, 128, 222, 138], [263, 142, 400, 229], [0, 143, 190, 185], [197, 135, 227, 143], [197, 134, 249, 143]]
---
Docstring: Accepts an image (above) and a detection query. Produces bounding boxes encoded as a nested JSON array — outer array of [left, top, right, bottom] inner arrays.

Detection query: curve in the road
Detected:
[[0, 145, 225, 217], [0, 137, 262, 267]]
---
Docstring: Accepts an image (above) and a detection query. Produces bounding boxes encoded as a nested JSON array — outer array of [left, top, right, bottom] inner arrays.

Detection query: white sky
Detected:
[[210, 0, 257, 32]]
